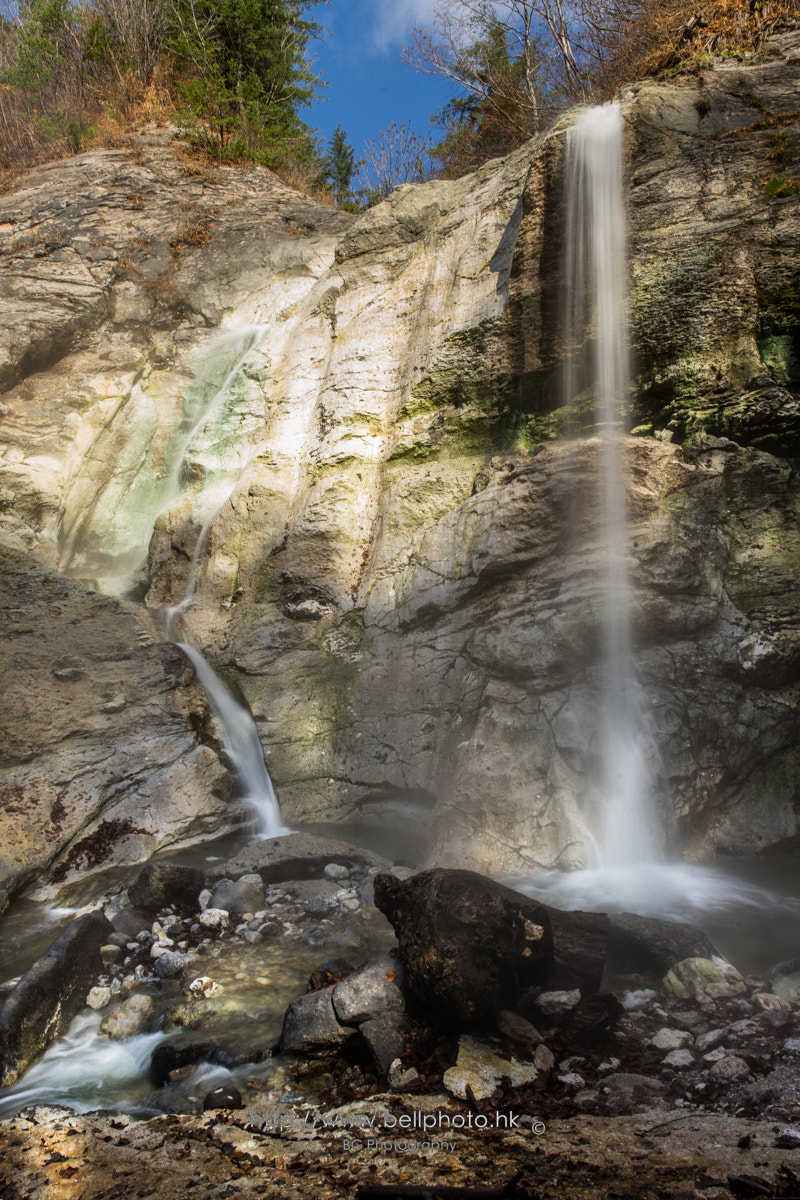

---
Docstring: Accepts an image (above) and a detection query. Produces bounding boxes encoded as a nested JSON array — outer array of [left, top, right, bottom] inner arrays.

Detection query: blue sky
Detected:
[[305, 0, 456, 162]]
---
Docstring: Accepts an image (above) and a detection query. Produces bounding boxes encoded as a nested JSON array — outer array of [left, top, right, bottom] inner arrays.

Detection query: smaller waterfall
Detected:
[[563, 103, 659, 868], [178, 643, 288, 838]]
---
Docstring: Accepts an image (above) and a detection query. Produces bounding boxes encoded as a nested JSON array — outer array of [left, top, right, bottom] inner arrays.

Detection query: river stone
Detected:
[[101, 992, 158, 1039], [496, 1009, 545, 1047], [663, 1048, 696, 1069], [650, 1028, 694, 1051], [443, 1035, 541, 1101], [359, 1018, 406, 1076], [708, 1055, 753, 1084], [87, 986, 112, 1010], [207, 834, 389, 885], [331, 955, 406, 1026], [373, 868, 553, 1027], [535, 989, 581, 1017], [198, 908, 229, 931], [208, 879, 264, 915], [663, 957, 746, 1002], [280, 988, 352, 1053], [0, 910, 113, 1085], [127, 863, 207, 912], [153, 950, 186, 979]]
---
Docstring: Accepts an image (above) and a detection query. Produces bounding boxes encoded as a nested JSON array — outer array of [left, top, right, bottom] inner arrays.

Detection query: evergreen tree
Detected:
[[321, 124, 357, 203], [169, 0, 325, 165]]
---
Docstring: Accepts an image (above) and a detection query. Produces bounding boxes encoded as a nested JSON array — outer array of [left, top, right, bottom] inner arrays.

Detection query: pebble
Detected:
[[198, 888, 212, 911], [199, 908, 229, 931], [86, 986, 112, 1010], [324, 863, 350, 881]]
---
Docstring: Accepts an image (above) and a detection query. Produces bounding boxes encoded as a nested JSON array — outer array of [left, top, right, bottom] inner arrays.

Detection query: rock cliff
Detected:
[[1, 31, 800, 905]]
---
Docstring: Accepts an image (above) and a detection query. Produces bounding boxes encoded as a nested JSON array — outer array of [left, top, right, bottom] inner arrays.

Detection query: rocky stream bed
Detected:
[[1, 837, 800, 1199]]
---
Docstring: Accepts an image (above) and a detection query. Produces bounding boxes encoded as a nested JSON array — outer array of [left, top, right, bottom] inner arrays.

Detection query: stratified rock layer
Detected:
[[1, 34, 799, 897]]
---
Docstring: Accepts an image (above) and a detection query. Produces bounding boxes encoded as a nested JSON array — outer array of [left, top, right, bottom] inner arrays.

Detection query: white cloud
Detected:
[[370, 0, 441, 50]]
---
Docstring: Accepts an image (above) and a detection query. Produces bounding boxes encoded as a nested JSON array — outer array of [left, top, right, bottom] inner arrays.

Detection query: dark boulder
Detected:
[[373, 868, 554, 1027], [127, 863, 206, 912], [608, 913, 719, 985], [0, 910, 113, 1085]]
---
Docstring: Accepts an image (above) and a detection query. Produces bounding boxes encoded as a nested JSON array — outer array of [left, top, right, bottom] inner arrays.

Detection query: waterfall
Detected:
[[177, 643, 288, 838], [563, 103, 659, 868]]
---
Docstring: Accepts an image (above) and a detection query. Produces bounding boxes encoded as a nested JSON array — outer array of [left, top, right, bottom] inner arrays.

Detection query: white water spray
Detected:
[[563, 103, 658, 868]]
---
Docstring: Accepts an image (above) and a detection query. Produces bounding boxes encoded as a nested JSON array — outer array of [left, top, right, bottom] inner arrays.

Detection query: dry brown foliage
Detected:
[[599, 0, 800, 96]]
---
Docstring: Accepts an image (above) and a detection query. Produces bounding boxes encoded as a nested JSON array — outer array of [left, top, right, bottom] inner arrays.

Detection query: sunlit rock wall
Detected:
[[2, 33, 800, 900]]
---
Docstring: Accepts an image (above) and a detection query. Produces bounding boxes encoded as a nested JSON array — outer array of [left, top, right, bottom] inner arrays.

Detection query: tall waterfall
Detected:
[[563, 103, 659, 868]]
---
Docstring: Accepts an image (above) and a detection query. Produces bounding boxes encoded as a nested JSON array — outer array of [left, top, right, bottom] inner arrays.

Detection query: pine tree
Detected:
[[321, 124, 357, 204], [169, 0, 325, 165]]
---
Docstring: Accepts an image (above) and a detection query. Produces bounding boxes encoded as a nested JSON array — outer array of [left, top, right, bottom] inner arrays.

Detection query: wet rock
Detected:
[[708, 1055, 753, 1084], [203, 1086, 242, 1111], [128, 864, 207, 913], [360, 1018, 406, 1076], [443, 1035, 542, 1101], [373, 868, 553, 1026], [87, 986, 112, 1010], [280, 988, 352, 1053], [0, 910, 113, 1085], [101, 992, 157, 1039], [208, 834, 388, 885], [331, 955, 406, 1025], [208, 879, 264, 915], [663, 957, 746, 1001], [324, 863, 350, 881], [535, 989, 581, 1017]]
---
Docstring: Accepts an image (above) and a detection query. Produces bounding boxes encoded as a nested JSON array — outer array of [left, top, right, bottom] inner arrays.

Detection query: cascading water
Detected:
[[177, 643, 288, 838], [562, 102, 659, 869], [510, 104, 800, 943]]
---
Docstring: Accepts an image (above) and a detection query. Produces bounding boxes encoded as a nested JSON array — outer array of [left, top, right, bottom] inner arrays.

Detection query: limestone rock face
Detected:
[[1, 35, 800, 897], [0, 546, 231, 911]]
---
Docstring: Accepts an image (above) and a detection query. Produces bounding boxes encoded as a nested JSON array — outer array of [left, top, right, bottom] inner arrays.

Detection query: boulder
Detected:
[[0, 910, 112, 1085], [608, 913, 719, 983], [280, 988, 352, 1053], [101, 992, 158, 1040], [331, 955, 406, 1026], [663, 957, 746, 1002], [207, 834, 389, 885], [373, 868, 553, 1026], [127, 863, 206, 912], [359, 1018, 406, 1076]]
